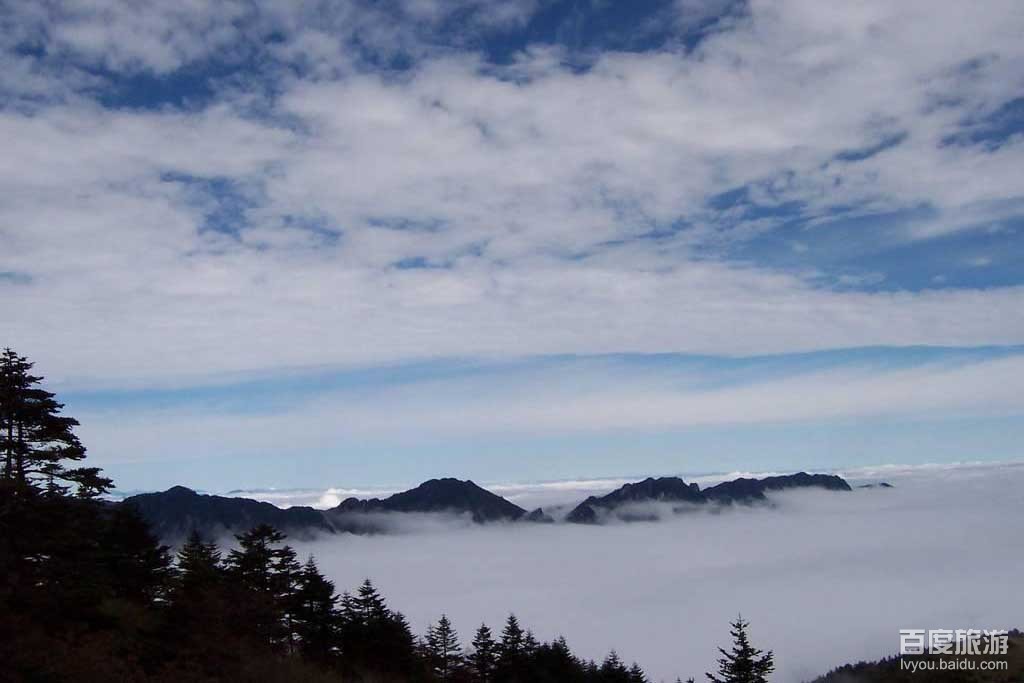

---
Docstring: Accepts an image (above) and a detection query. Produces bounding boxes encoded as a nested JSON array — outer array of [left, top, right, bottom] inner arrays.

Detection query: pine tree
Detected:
[[382, 610, 420, 678], [426, 614, 463, 681], [706, 617, 774, 683], [101, 503, 173, 603], [354, 578, 389, 622], [499, 614, 525, 657], [175, 529, 222, 593], [601, 650, 630, 682], [292, 556, 339, 663], [0, 348, 109, 496], [523, 630, 539, 656], [339, 579, 415, 678], [628, 662, 649, 683], [469, 623, 498, 682], [497, 614, 527, 680], [225, 524, 301, 649]]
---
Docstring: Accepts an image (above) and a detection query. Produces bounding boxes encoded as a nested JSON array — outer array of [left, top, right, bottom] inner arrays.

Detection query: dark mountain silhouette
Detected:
[[122, 486, 333, 540], [566, 477, 704, 523], [524, 507, 555, 523], [567, 472, 852, 524], [125, 478, 528, 539], [125, 472, 854, 538], [759, 472, 852, 492], [702, 477, 769, 503], [704, 471, 851, 503], [806, 629, 1022, 682], [329, 478, 526, 523]]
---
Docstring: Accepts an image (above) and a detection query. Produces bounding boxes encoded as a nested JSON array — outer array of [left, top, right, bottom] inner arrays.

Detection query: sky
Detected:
[[288, 461, 1024, 682], [3, 0, 1024, 492]]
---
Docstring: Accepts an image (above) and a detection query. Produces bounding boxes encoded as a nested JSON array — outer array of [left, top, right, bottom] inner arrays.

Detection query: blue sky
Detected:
[[3, 0, 1024, 492]]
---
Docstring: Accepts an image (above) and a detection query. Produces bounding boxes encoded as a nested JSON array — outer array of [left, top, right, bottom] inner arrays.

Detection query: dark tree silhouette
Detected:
[[292, 556, 339, 664], [175, 529, 223, 593], [226, 524, 301, 649], [601, 650, 631, 682], [706, 617, 774, 683], [0, 351, 708, 683], [101, 503, 173, 603], [628, 661, 649, 682], [0, 348, 109, 496], [469, 623, 498, 682], [426, 613, 463, 681], [497, 613, 527, 680]]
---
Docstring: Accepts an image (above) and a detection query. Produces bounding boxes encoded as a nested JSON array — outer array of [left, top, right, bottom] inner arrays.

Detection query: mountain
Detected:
[[567, 472, 852, 524], [125, 472, 855, 539], [704, 472, 851, 502], [806, 629, 1022, 682], [759, 472, 852, 492], [124, 478, 528, 540], [566, 477, 704, 523], [123, 486, 333, 540], [329, 478, 527, 523]]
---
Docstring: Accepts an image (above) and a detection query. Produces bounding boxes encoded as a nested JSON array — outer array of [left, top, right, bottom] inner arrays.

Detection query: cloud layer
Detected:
[[288, 462, 1024, 682], [3, 0, 1024, 386]]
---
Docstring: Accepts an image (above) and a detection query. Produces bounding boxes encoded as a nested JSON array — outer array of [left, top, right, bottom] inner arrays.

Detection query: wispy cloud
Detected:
[[70, 350, 1024, 481]]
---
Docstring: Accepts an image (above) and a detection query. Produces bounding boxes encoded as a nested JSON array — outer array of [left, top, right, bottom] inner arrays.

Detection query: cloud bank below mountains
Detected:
[[288, 461, 1024, 682]]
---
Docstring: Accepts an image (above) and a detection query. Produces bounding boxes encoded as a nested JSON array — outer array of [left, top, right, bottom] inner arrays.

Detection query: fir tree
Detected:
[[499, 614, 525, 657], [354, 577, 389, 621], [628, 661, 649, 683], [601, 650, 630, 682], [225, 524, 301, 649], [497, 614, 527, 681], [0, 348, 109, 496], [469, 623, 498, 682], [382, 610, 420, 677], [292, 556, 339, 664], [175, 529, 222, 593], [523, 630, 539, 656], [706, 617, 774, 683], [339, 578, 416, 678], [426, 614, 463, 681], [101, 503, 173, 603]]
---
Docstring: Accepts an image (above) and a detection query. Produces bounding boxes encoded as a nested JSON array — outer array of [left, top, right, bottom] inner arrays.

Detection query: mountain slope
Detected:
[[806, 630, 1022, 682], [330, 478, 526, 523], [124, 478, 528, 540], [123, 486, 333, 540], [566, 477, 704, 523], [126, 472, 859, 539], [567, 471, 853, 523]]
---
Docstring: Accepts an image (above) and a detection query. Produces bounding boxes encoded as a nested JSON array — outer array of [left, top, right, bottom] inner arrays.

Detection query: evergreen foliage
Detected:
[[469, 623, 498, 682], [0, 350, 783, 683], [706, 616, 774, 683], [425, 614, 463, 681]]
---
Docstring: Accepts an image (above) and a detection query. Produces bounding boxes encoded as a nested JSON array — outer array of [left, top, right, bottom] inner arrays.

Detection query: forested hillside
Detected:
[[0, 349, 691, 682]]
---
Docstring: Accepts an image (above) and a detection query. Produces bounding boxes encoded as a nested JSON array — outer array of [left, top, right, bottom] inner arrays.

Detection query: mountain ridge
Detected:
[[565, 471, 852, 524], [124, 471, 860, 540]]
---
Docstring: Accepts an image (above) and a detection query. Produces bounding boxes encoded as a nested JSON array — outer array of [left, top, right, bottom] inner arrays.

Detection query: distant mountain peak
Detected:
[[125, 471, 855, 540], [566, 471, 852, 524], [330, 477, 526, 523], [163, 485, 199, 497]]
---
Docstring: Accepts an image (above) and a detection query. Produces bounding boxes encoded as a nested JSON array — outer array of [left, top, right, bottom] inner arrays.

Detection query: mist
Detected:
[[288, 462, 1024, 682]]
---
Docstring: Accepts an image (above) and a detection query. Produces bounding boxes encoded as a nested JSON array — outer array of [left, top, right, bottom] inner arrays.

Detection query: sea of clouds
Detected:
[[276, 461, 1024, 682]]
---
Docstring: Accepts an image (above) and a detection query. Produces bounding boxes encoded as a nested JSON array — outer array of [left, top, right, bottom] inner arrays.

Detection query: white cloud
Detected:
[[285, 461, 1024, 682], [73, 353, 1024, 467], [2, 0, 1024, 387]]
